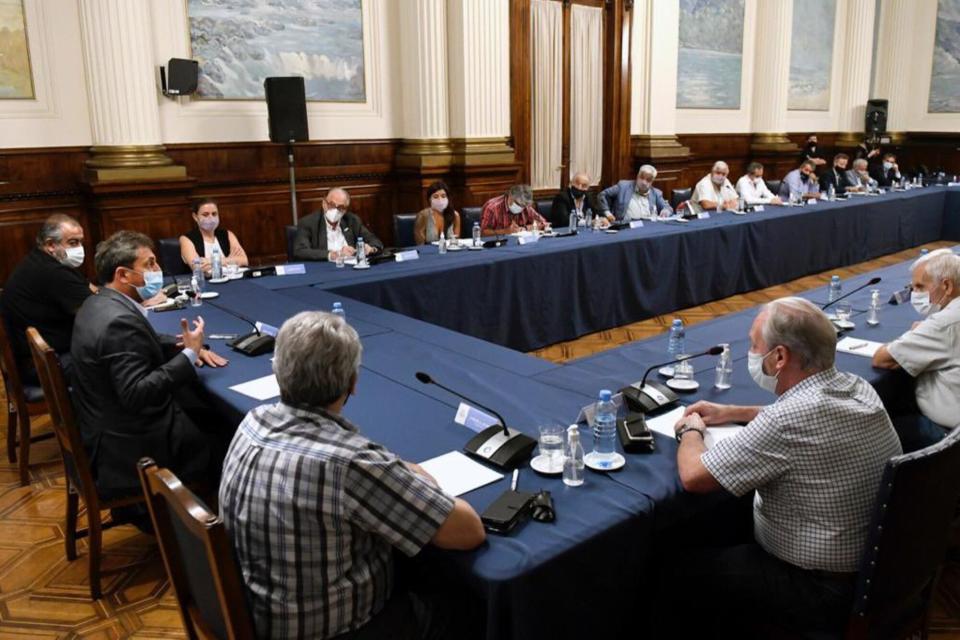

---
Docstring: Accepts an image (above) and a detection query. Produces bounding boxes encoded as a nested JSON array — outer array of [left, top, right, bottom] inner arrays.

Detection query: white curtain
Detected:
[[569, 4, 604, 186], [530, 0, 563, 190]]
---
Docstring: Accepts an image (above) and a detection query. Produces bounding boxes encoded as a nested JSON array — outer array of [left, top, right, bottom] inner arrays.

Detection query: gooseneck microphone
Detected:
[[821, 277, 882, 311], [205, 298, 262, 336], [415, 371, 509, 437], [638, 345, 726, 390]]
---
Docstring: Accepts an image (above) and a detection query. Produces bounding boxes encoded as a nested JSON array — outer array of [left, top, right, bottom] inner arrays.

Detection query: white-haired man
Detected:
[[598, 164, 672, 221], [845, 158, 878, 192], [660, 297, 901, 636], [690, 161, 739, 214], [873, 249, 960, 451], [220, 311, 485, 640]]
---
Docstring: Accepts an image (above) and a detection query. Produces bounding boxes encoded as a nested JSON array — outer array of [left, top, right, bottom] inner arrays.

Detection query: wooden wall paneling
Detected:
[[901, 133, 960, 176], [510, 0, 533, 187], [448, 163, 523, 210], [600, 0, 633, 187], [0, 196, 90, 284]]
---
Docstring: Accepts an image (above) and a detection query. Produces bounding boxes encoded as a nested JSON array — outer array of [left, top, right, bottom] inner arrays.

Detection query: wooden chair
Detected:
[[137, 458, 255, 640], [0, 310, 53, 485], [26, 327, 148, 599]]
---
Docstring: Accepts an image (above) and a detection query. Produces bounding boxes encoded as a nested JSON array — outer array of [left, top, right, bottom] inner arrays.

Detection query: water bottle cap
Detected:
[[599, 389, 612, 401], [672, 318, 682, 326], [333, 302, 342, 308], [831, 275, 840, 282], [568, 424, 579, 436]]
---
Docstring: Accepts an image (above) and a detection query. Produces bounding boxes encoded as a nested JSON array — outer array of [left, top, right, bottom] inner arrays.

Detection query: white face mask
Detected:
[[325, 208, 343, 225], [508, 202, 524, 215], [61, 245, 85, 268], [911, 290, 940, 316], [431, 197, 449, 212], [882, 162, 893, 171], [748, 349, 780, 394], [636, 179, 651, 193], [711, 174, 725, 186]]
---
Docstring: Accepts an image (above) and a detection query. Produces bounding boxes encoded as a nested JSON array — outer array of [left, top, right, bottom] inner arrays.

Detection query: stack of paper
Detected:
[[645, 406, 743, 449], [836, 337, 884, 358], [419, 451, 503, 496]]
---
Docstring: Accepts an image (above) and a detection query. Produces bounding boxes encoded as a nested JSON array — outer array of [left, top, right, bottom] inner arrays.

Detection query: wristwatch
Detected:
[[676, 425, 706, 443]]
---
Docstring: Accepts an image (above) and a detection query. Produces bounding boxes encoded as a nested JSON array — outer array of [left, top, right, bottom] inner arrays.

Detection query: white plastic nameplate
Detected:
[[698, 212, 711, 219], [454, 402, 499, 434], [275, 264, 305, 276], [517, 233, 540, 245], [629, 220, 645, 229], [394, 250, 420, 262]]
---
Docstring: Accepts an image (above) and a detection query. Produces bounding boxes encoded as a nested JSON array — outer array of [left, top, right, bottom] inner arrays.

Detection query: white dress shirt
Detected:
[[736, 175, 776, 205], [326, 223, 347, 254], [625, 191, 653, 220], [690, 175, 738, 214]]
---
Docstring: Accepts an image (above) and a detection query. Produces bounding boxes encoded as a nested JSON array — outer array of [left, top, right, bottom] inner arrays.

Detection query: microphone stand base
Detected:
[[465, 426, 537, 470]]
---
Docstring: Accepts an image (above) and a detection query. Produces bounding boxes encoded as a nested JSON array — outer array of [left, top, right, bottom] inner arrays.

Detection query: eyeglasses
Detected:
[[325, 203, 348, 213]]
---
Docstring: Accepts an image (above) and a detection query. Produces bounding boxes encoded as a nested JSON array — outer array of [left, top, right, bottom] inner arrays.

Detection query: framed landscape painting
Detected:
[[676, 0, 745, 110], [787, 0, 835, 111], [0, 0, 34, 99], [930, 0, 960, 112]]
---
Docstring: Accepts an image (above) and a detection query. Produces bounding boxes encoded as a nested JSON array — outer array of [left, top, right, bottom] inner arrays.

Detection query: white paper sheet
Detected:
[[645, 406, 743, 449], [419, 451, 503, 497], [836, 337, 884, 358], [229, 374, 280, 401]]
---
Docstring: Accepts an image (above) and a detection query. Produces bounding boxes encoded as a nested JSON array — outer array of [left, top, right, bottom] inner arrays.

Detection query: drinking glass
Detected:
[[175, 275, 192, 298], [835, 302, 853, 325], [538, 424, 566, 472]]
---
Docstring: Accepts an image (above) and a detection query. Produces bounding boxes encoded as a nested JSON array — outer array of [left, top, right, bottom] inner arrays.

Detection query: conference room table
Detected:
[[148, 187, 957, 639]]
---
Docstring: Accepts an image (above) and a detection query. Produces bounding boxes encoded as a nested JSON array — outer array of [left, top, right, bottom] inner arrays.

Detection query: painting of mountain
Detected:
[[188, 0, 365, 102], [930, 0, 960, 112], [787, 0, 835, 111], [0, 0, 34, 99], [676, 0, 745, 109]]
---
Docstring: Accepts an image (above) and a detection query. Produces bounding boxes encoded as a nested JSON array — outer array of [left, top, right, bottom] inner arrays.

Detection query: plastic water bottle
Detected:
[[592, 390, 617, 463], [921, 248, 930, 256], [714, 343, 732, 389], [585, 209, 595, 232], [827, 183, 836, 201], [190, 275, 202, 307], [331, 302, 345, 318], [569, 211, 578, 232], [562, 425, 585, 487], [356, 237, 367, 266], [211, 246, 223, 280], [472, 222, 481, 247], [828, 276, 842, 303], [438, 232, 447, 255], [191, 258, 204, 295], [667, 319, 685, 357], [867, 289, 880, 326]]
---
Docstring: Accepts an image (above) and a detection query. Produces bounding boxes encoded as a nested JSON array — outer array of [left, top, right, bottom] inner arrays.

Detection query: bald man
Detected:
[[293, 187, 384, 261], [550, 172, 603, 228]]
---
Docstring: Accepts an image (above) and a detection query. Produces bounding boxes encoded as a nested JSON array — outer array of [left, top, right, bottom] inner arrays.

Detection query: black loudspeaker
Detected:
[[265, 76, 309, 143], [865, 99, 888, 134]]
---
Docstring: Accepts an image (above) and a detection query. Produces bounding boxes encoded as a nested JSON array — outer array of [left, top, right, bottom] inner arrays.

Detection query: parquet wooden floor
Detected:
[[0, 241, 957, 638]]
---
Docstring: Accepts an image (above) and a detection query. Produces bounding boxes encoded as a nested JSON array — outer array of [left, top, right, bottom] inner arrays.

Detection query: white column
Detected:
[[630, 0, 679, 136], [872, 0, 915, 134], [398, 0, 449, 141], [836, 0, 876, 136], [750, 0, 794, 138], [78, 0, 162, 147], [446, 0, 511, 140]]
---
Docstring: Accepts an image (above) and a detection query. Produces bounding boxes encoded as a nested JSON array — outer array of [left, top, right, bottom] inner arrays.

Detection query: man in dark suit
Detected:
[[819, 153, 860, 196], [870, 153, 903, 187], [549, 171, 600, 228], [70, 231, 228, 498], [293, 187, 384, 261]]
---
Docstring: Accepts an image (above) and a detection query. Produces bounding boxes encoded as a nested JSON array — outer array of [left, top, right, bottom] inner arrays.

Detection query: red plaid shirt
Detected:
[[480, 194, 548, 232]]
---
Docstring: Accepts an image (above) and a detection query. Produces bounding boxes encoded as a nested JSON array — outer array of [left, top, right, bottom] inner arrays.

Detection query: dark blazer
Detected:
[[598, 180, 671, 220], [549, 188, 599, 228], [292, 211, 384, 261], [819, 167, 857, 195], [70, 288, 211, 496], [870, 165, 902, 187]]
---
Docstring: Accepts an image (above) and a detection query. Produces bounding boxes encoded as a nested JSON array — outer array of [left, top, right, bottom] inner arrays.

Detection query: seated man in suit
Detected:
[[819, 153, 860, 196], [1, 214, 95, 382], [735, 162, 782, 206], [690, 161, 739, 214], [293, 187, 384, 261], [779, 160, 821, 202], [661, 297, 901, 636], [480, 184, 551, 237], [870, 152, 903, 187], [872, 249, 960, 452], [550, 171, 601, 228], [220, 310, 485, 639], [70, 231, 229, 499], [598, 164, 672, 222], [846, 158, 879, 192]]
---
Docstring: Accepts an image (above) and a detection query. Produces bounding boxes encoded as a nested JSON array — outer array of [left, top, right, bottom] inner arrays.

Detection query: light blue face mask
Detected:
[[128, 267, 164, 301]]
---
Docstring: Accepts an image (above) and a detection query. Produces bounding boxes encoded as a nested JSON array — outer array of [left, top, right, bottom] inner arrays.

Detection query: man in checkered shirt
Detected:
[[219, 311, 485, 639], [665, 297, 901, 635]]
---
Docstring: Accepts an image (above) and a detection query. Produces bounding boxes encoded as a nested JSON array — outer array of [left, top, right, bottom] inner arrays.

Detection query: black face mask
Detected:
[[800, 174, 809, 182], [570, 187, 586, 199]]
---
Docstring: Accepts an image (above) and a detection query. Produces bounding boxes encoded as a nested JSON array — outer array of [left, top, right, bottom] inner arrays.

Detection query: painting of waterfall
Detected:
[[930, 0, 960, 112], [787, 0, 835, 111], [676, 0, 745, 109], [0, 0, 34, 99], [188, 0, 365, 102]]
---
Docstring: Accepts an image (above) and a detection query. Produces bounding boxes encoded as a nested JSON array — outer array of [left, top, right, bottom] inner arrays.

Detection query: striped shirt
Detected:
[[219, 402, 455, 639], [479, 194, 548, 232], [701, 367, 901, 572]]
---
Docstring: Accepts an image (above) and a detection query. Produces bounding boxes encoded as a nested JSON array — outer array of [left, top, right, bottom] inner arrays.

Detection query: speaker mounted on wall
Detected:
[[265, 76, 309, 143], [865, 99, 888, 134], [160, 58, 198, 97]]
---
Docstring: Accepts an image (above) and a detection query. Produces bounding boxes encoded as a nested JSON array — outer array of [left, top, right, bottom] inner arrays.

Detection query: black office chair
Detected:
[[285, 225, 297, 261], [461, 206, 482, 238], [393, 213, 418, 248], [765, 180, 783, 198], [670, 188, 692, 210], [844, 426, 960, 639], [158, 238, 190, 277], [536, 198, 554, 226]]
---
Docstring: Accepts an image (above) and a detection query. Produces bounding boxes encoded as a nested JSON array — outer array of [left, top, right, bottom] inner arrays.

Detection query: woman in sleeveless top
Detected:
[[179, 199, 249, 274], [414, 181, 461, 245]]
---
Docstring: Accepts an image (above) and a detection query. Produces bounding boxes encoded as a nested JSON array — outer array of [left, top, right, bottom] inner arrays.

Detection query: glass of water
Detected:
[[673, 359, 694, 382], [835, 301, 853, 326], [175, 275, 192, 298], [538, 424, 566, 472], [334, 250, 345, 269]]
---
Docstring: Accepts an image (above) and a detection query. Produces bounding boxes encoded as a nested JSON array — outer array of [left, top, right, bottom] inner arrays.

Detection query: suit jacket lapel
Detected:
[[101, 287, 162, 345]]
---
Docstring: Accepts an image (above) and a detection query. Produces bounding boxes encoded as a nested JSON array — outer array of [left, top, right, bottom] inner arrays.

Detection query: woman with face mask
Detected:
[[179, 199, 249, 275], [413, 181, 461, 245]]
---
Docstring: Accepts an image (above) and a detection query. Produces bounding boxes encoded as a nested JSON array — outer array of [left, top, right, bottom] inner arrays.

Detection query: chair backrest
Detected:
[[765, 179, 782, 198], [847, 426, 960, 638], [670, 187, 692, 210], [285, 225, 297, 261], [158, 238, 190, 277], [393, 213, 418, 248], [0, 311, 37, 420], [461, 206, 482, 238], [137, 458, 255, 640], [535, 198, 554, 226], [25, 327, 96, 504]]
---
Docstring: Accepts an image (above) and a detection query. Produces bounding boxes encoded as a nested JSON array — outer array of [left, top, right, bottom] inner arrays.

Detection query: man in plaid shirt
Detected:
[[664, 297, 901, 635], [480, 184, 550, 237], [219, 311, 485, 639]]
